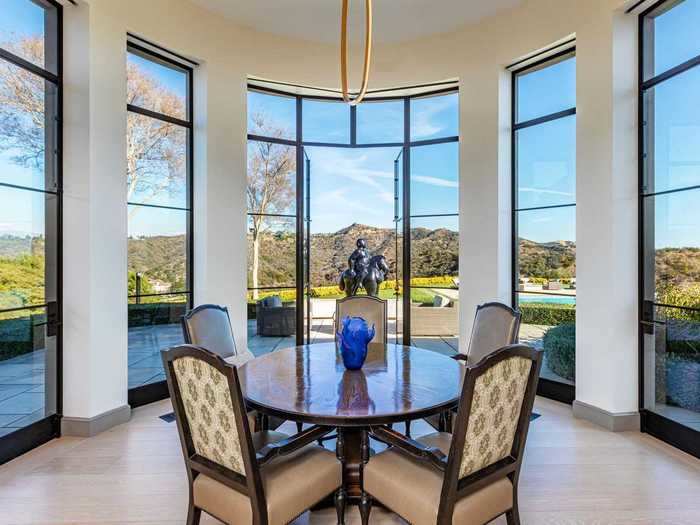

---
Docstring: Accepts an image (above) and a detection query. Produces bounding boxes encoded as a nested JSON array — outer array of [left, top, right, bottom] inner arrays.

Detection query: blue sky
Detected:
[[0, 0, 43, 50], [248, 91, 460, 234]]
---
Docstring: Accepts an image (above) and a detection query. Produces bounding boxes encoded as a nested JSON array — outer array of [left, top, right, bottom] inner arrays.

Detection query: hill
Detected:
[[2, 232, 699, 296], [518, 238, 576, 280]]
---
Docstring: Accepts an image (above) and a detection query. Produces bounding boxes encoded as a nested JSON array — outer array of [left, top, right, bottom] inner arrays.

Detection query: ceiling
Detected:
[[189, 0, 522, 44]]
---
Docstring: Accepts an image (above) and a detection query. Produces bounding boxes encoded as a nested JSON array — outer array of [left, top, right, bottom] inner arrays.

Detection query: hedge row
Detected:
[[128, 302, 187, 328], [0, 314, 45, 361], [519, 302, 576, 326], [543, 322, 576, 381]]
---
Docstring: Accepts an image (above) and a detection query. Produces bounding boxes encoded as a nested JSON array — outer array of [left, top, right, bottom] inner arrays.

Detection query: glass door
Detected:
[[0, 0, 61, 463], [640, 0, 700, 459]]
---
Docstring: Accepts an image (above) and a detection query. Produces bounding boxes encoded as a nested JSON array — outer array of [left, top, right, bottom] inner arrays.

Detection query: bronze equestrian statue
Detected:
[[339, 239, 390, 297]]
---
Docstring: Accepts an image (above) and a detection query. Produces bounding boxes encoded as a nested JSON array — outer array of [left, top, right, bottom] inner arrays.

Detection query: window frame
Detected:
[[126, 41, 194, 407], [246, 85, 459, 346], [638, 0, 700, 460], [511, 47, 577, 404], [0, 0, 63, 464]]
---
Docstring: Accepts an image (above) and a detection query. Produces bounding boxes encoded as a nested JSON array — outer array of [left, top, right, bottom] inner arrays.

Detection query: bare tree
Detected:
[[0, 36, 186, 210], [126, 61, 186, 210], [0, 37, 46, 171], [247, 113, 294, 298]]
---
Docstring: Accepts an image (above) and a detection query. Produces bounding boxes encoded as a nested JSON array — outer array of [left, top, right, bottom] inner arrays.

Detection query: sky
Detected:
[[1, 0, 700, 250]]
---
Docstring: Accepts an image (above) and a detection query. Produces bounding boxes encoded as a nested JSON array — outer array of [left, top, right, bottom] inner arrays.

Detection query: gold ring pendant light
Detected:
[[340, 0, 373, 105]]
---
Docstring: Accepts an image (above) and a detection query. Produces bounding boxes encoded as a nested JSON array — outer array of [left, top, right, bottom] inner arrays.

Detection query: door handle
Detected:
[[46, 301, 60, 337]]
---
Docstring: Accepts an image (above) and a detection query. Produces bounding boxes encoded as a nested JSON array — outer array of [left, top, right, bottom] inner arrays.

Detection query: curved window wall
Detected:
[[246, 86, 459, 354]]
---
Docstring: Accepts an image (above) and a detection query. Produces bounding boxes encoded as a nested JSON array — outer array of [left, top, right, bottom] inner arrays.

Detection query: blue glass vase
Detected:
[[337, 316, 375, 370]]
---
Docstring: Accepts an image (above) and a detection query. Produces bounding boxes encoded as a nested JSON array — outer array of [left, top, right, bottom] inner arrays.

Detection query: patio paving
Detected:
[[0, 349, 50, 438], [0, 320, 460, 436]]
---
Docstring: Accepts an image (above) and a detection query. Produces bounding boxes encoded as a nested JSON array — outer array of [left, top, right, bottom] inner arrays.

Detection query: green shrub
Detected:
[[657, 284, 700, 322], [519, 302, 575, 325], [247, 289, 297, 303], [410, 276, 457, 288], [128, 302, 187, 328], [310, 286, 343, 298], [543, 322, 575, 381]]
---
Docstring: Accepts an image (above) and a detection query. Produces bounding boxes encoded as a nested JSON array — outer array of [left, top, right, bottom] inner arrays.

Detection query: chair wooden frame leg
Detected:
[[186, 501, 201, 525], [506, 477, 520, 525], [359, 492, 372, 525], [335, 487, 347, 525]]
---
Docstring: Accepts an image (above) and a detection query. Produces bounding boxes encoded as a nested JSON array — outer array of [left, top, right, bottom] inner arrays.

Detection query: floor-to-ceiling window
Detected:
[[246, 83, 459, 353], [640, 0, 700, 458], [246, 89, 298, 355], [0, 0, 61, 463], [408, 93, 460, 354], [126, 43, 193, 406], [512, 50, 577, 403]]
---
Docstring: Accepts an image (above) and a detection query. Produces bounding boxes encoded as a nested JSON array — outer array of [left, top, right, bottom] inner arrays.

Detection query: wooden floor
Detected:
[[0, 397, 699, 524]]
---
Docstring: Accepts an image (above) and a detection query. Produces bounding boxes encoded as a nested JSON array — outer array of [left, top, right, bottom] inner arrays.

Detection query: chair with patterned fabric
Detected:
[[161, 345, 344, 525], [182, 304, 285, 431], [363, 344, 542, 525], [423, 301, 522, 433]]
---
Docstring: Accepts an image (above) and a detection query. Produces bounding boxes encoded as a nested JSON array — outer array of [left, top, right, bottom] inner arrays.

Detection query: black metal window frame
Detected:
[[0, 0, 63, 465], [511, 47, 577, 404], [126, 42, 194, 407], [246, 85, 459, 346], [638, 0, 700, 459]]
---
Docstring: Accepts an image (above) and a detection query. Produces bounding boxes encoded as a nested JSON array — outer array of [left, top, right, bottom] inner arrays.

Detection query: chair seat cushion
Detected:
[[193, 435, 341, 525], [364, 432, 513, 525], [224, 350, 256, 368]]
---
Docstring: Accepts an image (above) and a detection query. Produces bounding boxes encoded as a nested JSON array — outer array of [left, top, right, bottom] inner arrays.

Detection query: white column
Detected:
[[458, 67, 513, 348], [61, 2, 130, 435], [574, 5, 639, 429], [193, 68, 249, 352]]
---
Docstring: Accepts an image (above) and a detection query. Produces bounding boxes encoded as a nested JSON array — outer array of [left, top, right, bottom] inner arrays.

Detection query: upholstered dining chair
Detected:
[[456, 302, 522, 366], [335, 295, 388, 344], [181, 304, 282, 431], [182, 304, 251, 363], [162, 345, 344, 525], [422, 301, 521, 434], [364, 344, 543, 525]]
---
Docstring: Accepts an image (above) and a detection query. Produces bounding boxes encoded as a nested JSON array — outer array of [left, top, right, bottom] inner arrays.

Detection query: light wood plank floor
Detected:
[[0, 397, 699, 524]]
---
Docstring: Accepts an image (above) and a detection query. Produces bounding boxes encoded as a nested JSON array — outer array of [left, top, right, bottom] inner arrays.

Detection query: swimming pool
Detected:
[[518, 294, 576, 305]]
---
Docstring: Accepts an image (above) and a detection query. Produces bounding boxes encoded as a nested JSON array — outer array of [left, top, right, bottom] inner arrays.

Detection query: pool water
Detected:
[[518, 294, 576, 305]]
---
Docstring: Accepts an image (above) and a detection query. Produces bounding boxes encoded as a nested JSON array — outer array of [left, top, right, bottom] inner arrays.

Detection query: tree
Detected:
[[0, 36, 188, 296], [0, 37, 46, 171], [247, 114, 294, 298], [0, 36, 186, 209], [126, 61, 186, 209]]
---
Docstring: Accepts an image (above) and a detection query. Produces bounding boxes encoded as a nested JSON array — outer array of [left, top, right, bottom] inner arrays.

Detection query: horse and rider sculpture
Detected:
[[338, 238, 390, 297]]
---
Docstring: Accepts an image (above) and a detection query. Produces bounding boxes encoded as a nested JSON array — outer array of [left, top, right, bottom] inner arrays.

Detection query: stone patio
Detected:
[[0, 319, 455, 436]]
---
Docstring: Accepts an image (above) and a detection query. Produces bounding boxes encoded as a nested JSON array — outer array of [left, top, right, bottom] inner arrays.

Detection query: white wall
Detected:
[[62, 0, 639, 424]]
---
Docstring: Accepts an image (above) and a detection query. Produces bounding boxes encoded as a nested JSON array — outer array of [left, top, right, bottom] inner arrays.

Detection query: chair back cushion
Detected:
[[173, 355, 246, 475], [183, 305, 237, 359], [465, 303, 520, 365], [335, 296, 387, 344], [458, 355, 532, 479]]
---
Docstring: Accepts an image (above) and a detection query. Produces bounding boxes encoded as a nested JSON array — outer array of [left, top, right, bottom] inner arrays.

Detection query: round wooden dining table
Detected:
[[239, 342, 464, 501]]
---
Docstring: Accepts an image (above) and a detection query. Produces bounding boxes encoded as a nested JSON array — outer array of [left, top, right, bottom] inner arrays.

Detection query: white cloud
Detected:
[[411, 175, 458, 188]]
